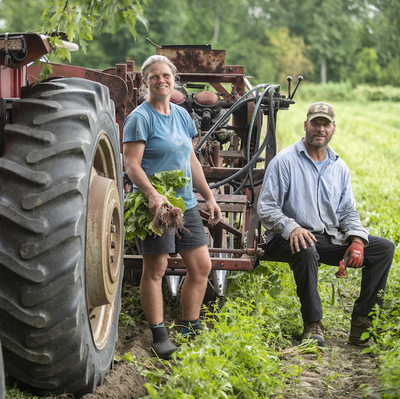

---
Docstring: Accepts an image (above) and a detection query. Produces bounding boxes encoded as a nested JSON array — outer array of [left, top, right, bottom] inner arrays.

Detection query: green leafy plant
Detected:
[[124, 169, 190, 241], [5, 383, 39, 399], [36, 0, 148, 79], [119, 285, 146, 329]]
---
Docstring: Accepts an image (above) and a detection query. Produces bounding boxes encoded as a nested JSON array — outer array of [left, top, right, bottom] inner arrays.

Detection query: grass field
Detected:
[[277, 100, 400, 238]]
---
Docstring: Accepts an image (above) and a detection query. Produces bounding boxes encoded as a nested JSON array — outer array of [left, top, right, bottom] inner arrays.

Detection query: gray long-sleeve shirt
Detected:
[[257, 138, 369, 246]]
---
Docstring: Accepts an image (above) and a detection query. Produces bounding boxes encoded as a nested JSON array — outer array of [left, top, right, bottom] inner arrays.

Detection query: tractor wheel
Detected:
[[0, 78, 124, 397], [0, 340, 5, 399]]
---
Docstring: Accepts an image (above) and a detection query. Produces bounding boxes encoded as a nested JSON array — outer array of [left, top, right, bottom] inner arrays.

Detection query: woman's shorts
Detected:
[[135, 205, 208, 255]]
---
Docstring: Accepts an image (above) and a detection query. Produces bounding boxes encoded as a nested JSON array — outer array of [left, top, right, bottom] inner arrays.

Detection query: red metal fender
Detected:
[[28, 63, 128, 107]]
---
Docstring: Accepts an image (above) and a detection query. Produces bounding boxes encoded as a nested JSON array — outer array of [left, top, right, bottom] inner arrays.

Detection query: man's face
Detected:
[[304, 117, 336, 149]]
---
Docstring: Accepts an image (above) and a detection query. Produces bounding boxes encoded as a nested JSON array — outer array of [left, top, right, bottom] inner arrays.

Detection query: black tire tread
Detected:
[[0, 77, 122, 397]]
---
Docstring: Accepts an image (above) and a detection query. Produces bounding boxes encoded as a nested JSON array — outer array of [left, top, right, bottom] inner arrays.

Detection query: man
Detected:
[[257, 102, 394, 347]]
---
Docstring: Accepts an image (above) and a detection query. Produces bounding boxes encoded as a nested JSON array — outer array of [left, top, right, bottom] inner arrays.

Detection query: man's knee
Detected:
[[368, 236, 395, 259], [381, 237, 395, 257], [291, 244, 319, 264]]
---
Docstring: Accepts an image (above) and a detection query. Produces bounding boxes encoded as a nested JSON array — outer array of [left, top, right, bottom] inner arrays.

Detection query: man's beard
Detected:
[[305, 128, 332, 149]]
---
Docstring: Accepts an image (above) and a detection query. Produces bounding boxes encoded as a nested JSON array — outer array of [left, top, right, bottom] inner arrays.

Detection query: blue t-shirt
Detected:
[[123, 101, 198, 209], [312, 150, 329, 172]]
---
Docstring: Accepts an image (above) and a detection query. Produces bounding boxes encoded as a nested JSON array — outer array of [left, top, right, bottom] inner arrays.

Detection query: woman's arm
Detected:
[[123, 141, 168, 213]]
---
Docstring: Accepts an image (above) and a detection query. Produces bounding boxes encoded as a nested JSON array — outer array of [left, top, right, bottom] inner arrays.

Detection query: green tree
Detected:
[[0, 0, 47, 32], [368, 0, 400, 85], [354, 47, 382, 84], [263, 27, 313, 85], [1, 0, 148, 78], [69, 0, 189, 70], [252, 0, 367, 84]]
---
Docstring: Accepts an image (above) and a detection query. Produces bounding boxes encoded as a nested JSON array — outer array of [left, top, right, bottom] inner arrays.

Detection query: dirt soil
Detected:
[[81, 326, 152, 399], [9, 293, 380, 399], [280, 334, 380, 398], [43, 323, 380, 399]]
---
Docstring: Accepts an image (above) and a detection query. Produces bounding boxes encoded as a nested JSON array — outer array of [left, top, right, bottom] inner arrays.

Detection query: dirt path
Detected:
[[281, 337, 380, 398], [75, 325, 381, 399]]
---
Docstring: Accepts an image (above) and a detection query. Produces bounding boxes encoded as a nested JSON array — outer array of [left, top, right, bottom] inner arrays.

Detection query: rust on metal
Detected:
[[124, 255, 255, 272], [195, 90, 220, 106], [0, 33, 51, 68], [202, 166, 264, 182], [28, 63, 128, 107], [157, 47, 226, 73]]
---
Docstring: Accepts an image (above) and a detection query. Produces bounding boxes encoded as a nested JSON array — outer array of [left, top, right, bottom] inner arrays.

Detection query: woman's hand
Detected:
[[205, 197, 221, 226], [148, 192, 170, 214]]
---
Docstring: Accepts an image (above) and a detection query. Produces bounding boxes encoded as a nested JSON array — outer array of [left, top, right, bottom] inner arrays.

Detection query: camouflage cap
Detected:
[[306, 102, 335, 123]]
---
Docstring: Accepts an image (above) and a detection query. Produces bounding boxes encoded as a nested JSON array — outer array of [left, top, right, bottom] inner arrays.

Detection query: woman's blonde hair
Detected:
[[140, 55, 177, 100]]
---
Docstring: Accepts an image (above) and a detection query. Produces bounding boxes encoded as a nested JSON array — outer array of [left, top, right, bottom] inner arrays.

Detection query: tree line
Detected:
[[1, 0, 399, 87]]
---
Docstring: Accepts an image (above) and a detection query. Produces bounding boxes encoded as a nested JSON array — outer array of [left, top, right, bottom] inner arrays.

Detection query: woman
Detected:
[[123, 55, 221, 359]]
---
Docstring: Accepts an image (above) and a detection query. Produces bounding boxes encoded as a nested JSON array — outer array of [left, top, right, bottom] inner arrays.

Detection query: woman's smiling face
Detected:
[[143, 63, 175, 102]]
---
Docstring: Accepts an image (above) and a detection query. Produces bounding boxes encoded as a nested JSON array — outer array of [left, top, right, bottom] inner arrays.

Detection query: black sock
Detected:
[[181, 318, 203, 337], [149, 322, 169, 343]]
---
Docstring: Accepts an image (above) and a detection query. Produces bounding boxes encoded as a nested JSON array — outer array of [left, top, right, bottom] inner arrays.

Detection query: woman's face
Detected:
[[143, 63, 174, 101]]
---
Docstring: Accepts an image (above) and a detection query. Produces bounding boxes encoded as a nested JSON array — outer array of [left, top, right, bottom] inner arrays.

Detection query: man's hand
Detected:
[[289, 227, 317, 254], [343, 240, 364, 268]]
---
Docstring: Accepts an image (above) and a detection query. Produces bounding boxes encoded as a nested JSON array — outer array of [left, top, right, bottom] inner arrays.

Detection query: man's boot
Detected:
[[349, 316, 372, 345], [302, 320, 325, 347]]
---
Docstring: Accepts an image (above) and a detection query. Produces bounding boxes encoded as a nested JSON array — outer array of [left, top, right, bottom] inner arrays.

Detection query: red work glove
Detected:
[[343, 241, 364, 268], [335, 258, 347, 278]]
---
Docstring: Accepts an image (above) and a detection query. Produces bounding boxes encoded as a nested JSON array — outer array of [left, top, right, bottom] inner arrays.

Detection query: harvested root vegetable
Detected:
[[124, 170, 190, 240], [153, 204, 189, 236]]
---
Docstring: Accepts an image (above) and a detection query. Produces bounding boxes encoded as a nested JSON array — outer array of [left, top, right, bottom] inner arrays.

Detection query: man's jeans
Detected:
[[265, 232, 394, 322]]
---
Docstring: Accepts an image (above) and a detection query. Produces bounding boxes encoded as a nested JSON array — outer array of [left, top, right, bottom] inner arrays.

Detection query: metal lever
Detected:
[[290, 76, 304, 100], [287, 76, 293, 99]]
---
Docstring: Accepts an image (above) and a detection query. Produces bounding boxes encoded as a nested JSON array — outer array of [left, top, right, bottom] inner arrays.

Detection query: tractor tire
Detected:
[[0, 340, 5, 399], [0, 78, 124, 397]]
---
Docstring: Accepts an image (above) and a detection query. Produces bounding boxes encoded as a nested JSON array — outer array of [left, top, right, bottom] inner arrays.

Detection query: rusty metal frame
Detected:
[[5, 40, 289, 276]]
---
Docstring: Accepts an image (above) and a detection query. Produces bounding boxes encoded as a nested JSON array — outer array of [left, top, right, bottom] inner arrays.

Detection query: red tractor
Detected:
[[0, 33, 300, 397]]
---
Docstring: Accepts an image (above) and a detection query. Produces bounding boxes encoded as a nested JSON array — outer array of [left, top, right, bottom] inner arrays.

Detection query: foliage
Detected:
[[0, 0, 148, 78], [40, 0, 148, 75], [294, 82, 400, 102], [354, 47, 382, 84], [124, 170, 190, 240], [354, 85, 400, 102], [0, 0, 47, 32], [261, 27, 313, 86], [119, 284, 146, 329], [5, 383, 39, 399], [1, 0, 400, 87], [142, 269, 301, 398]]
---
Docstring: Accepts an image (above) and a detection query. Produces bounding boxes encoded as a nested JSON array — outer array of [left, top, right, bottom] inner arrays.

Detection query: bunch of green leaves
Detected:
[[37, 0, 148, 80], [124, 169, 190, 241]]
